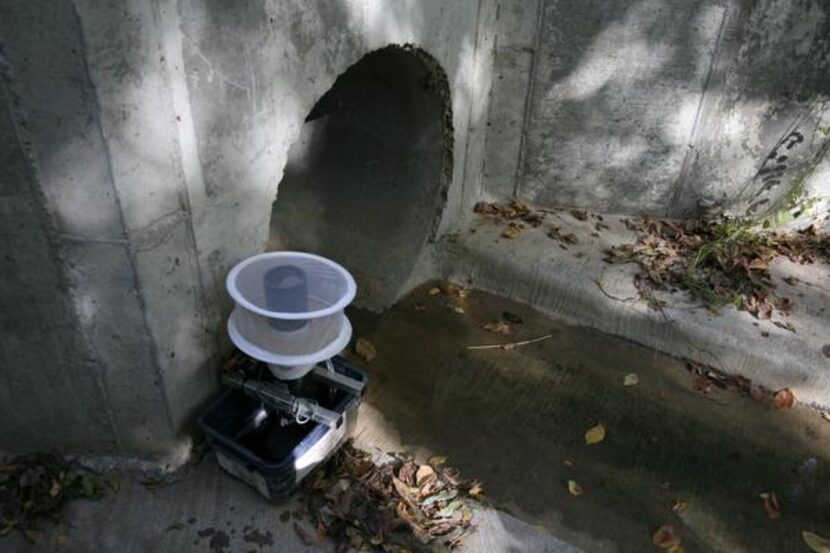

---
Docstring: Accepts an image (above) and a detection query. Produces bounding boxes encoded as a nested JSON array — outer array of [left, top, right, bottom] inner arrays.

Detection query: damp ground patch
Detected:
[[346, 283, 830, 552]]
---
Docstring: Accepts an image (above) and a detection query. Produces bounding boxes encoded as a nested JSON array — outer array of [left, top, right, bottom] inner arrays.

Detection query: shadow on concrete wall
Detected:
[[518, 0, 830, 220], [0, 0, 180, 456], [519, 0, 728, 215]]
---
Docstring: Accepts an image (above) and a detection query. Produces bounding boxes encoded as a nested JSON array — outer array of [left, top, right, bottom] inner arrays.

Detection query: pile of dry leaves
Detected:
[[473, 201, 546, 236], [604, 217, 829, 318], [473, 201, 609, 249], [299, 441, 482, 552], [0, 453, 102, 544], [685, 360, 797, 409]]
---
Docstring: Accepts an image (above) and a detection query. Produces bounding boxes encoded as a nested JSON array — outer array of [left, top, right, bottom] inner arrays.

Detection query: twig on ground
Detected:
[[466, 334, 553, 350]]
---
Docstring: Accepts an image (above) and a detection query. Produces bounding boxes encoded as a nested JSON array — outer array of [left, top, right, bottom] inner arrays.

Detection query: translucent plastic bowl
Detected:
[[226, 252, 356, 377]]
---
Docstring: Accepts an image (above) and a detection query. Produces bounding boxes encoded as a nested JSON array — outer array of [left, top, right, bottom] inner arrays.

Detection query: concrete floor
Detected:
[[436, 210, 830, 409], [347, 284, 830, 552], [4, 285, 830, 552], [1, 454, 574, 553]]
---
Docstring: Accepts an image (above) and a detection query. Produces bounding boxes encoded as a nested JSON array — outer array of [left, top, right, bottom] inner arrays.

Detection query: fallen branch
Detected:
[[466, 334, 553, 351]]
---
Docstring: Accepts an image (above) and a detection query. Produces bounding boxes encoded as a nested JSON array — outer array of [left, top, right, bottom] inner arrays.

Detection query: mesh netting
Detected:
[[228, 252, 354, 318], [226, 252, 355, 366], [231, 307, 347, 357]]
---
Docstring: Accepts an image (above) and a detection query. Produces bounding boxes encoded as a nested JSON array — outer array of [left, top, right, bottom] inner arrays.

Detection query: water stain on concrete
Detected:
[[347, 282, 830, 552]]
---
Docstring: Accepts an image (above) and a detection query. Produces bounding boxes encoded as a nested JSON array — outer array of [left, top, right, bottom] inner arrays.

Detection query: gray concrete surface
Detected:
[[523, 0, 727, 214], [677, 0, 830, 224], [0, 0, 497, 460], [0, 0, 177, 457], [479, 0, 541, 199], [434, 210, 830, 409], [2, 0, 829, 468], [487, 0, 830, 220], [2, 266, 829, 552], [346, 287, 830, 552], [0, 454, 579, 553]]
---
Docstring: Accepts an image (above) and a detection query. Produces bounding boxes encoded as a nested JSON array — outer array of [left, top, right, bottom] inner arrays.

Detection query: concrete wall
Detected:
[[1, 0, 178, 459], [0, 0, 496, 461], [3, 0, 828, 462], [482, 0, 830, 221]]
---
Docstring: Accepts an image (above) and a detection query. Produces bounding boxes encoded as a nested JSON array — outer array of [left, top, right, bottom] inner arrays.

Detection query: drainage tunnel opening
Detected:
[[269, 45, 452, 309]]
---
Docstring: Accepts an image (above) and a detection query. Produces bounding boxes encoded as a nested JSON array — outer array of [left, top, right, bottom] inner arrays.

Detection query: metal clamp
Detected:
[[221, 372, 341, 428]]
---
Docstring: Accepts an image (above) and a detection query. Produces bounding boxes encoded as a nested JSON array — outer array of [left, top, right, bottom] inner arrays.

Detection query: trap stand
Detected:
[[200, 351, 366, 502]]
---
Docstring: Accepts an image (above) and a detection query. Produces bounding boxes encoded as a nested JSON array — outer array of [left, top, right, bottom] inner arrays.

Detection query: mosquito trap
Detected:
[[199, 252, 366, 501]]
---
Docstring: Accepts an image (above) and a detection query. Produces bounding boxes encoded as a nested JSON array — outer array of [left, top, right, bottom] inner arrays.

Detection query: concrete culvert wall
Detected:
[[270, 45, 452, 310], [0, 0, 491, 462]]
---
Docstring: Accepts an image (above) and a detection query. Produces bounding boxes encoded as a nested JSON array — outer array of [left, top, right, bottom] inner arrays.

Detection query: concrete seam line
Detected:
[[70, 0, 178, 441], [670, 1, 734, 216], [512, 0, 545, 200], [458, 0, 489, 212], [155, 0, 218, 338]]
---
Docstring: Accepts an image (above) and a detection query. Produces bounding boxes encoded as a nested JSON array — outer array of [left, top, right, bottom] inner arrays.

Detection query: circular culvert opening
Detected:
[[269, 44, 452, 309]]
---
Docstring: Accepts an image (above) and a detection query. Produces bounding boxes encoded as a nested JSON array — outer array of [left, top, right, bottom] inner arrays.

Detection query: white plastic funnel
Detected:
[[226, 252, 356, 379]]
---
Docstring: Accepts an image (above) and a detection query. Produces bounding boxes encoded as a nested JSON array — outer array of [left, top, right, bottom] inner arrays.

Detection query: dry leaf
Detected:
[[484, 321, 512, 335], [563, 459, 574, 467], [821, 411, 830, 423], [49, 479, 61, 497], [302, 442, 478, 551], [623, 373, 639, 386], [502, 225, 522, 239], [355, 338, 376, 363], [604, 217, 830, 319], [747, 258, 768, 270], [468, 481, 485, 500], [773, 320, 796, 333], [294, 522, 319, 545], [760, 492, 781, 519], [584, 423, 606, 445], [415, 465, 436, 487], [803, 531, 830, 552], [440, 282, 469, 298], [427, 455, 448, 466], [693, 376, 713, 394], [473, 201, 493, 214], [652, 524, 682, 549], [453, 306, 466, 314], [428, 287, 441, 295], [672, 500, 687, 513], [567, 480, 583, 496], [773, 388, 795, 410], [398, 462, 417, 486]]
